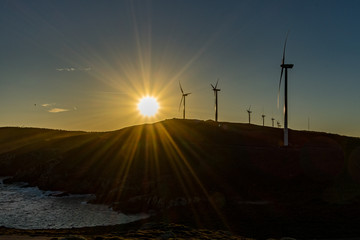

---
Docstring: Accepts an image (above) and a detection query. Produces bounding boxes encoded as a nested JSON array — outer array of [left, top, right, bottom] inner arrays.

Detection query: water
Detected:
[[0, 178, 148, 229]]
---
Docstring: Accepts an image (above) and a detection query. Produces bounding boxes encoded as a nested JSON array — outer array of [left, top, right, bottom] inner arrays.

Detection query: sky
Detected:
[[1, 0, 360, 137]]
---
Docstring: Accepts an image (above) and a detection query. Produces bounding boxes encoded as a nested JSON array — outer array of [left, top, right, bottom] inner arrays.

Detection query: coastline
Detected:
[[0, 219, 250, 240]]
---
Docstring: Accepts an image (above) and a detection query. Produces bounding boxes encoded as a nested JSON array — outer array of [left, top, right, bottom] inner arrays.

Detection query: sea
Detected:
[[0, 178, 148, 229]]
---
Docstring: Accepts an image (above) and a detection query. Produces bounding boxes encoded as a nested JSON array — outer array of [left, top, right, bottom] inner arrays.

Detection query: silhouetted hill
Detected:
[[1, 119, 360, 238]]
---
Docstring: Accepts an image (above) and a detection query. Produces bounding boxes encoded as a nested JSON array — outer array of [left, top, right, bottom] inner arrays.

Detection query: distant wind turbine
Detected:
[[277, 121, 281, 128], [211, 79, 221, 122], [278, 32, 294, 146], [179, 82, 191, 119], [262, 114, 266, 126], [308, 117, 310, 131], [246, 106, 252, 124], [271, 117, 275, 127]]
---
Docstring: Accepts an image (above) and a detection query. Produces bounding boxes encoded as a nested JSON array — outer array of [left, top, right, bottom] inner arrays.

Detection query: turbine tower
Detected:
[[179, 82, 191, 119], [246, 106, 252, 124], [262, 114, 266, 126], [278, 33, 294, 147], [271, 117, 275, 127], [211, 79, 221, 122]]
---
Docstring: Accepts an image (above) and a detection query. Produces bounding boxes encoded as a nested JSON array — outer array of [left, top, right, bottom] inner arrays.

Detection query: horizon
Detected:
[[2, 0, 360, 137], [2, 118, 359, 140]]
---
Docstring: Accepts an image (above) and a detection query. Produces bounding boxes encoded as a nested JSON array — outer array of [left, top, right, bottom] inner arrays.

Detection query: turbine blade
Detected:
[[282, 32, 289, 65], [277, 93, 280, 109], [278, 68, 284, 108], [179, 82, 184, 94], [211, 84, 215, 89], [215, 78, 219, 89], [179, 96, 184, 111], [278, 32, 289, 108]]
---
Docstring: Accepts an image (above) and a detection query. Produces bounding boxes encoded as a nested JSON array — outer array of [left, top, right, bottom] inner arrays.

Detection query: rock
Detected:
[[60, 236, 87, 240], [159, 230, 176, 239], [49, 192, 70, 197]]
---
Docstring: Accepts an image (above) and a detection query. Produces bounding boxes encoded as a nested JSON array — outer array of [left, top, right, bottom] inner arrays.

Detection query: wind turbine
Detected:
[[308, 117, 310, 131], [211, 79, 221, 122], [271, 117, 275, 127], [278, 33, 294, 146], [277, 121, 281, 128], [262, 114, 266, 126], [179, 82, 191, 119], [246, 106, 252, 124]]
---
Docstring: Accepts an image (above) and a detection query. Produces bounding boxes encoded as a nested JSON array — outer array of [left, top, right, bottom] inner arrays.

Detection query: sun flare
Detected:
[[138, 96, 159, 117]]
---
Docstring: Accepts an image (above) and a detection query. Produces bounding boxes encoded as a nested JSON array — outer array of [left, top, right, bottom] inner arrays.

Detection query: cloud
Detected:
[[40, 103, 71, 113], [56, 67, 75, 72], [48, 108, 69, 113], [56, 67, 91, 72]]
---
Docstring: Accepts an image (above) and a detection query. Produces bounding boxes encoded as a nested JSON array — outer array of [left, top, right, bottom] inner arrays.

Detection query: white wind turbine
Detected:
[[211, 79, 221, 122], [278, 33, 294, 146], [179, 82, 191, 119], [262, 114, 266, 126], [246, 106, 252, 124]]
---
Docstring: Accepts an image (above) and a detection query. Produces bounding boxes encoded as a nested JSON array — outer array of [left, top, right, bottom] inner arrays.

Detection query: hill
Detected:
[[1, 119, 360, 238]]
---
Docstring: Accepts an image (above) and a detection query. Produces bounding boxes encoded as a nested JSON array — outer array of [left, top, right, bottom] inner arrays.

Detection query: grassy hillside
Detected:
[[1, 119, 360, 238]]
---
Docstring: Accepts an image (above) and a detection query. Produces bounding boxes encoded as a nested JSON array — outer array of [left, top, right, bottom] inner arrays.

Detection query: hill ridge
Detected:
[[1, 119, 360, 237]]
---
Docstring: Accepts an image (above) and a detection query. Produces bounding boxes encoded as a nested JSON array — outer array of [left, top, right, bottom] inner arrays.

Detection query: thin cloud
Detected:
[[56, 67, 91, 72], [40, 103, 71, 113], [48, 108, 69, 113], [56, 67, 75, 72]]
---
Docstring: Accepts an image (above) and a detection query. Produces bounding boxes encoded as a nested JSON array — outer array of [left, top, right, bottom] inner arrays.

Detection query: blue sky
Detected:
[[1, 0, 360, 136]]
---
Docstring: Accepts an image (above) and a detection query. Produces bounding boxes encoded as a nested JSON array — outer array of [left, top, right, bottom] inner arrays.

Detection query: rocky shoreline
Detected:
[[0, 220, 251, 240]]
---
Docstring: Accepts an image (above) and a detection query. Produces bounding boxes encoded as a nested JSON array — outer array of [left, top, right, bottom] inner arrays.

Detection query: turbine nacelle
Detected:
[[211, 85, 221, 91], [281, 63, 294, 69]]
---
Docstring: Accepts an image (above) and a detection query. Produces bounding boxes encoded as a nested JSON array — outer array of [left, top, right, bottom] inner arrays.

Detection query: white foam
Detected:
[[0, 181, 148, 229]]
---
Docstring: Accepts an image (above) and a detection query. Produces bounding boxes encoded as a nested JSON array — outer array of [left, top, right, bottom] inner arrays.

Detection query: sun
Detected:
[[138, 96, 159, 117]]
